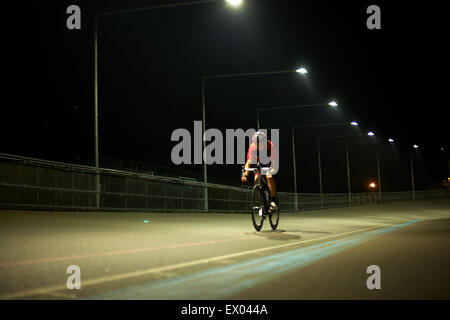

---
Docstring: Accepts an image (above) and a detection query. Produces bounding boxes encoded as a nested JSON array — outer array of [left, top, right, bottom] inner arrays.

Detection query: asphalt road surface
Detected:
[[1, 199, 449, 300]]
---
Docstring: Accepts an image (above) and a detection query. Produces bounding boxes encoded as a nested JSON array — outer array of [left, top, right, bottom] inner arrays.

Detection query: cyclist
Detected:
[[241, 131, 279, 211]]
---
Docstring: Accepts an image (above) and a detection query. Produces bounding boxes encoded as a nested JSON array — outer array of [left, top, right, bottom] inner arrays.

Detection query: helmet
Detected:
[[252, 131, 267, 143]]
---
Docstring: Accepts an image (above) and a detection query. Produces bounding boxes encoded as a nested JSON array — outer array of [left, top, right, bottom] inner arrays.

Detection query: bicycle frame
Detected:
[[244, 164, 280, 231], [256, 175, 270, 207], [244, 164, 271, 211]]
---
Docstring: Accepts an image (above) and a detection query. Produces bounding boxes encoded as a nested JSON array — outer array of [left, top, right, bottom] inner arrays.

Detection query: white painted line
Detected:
[[0, 224, 384, 300]]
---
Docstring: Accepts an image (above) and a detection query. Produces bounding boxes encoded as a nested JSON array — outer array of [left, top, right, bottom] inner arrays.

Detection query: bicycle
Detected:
[[243, 164, 280, 232]]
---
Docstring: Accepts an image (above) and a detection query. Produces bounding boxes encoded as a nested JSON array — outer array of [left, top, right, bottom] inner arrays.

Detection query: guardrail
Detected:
[[1, 153, 448, 212]]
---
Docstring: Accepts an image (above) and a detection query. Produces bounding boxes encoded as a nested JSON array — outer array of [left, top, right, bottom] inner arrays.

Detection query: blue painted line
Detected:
[[86, 219, 421, 300]]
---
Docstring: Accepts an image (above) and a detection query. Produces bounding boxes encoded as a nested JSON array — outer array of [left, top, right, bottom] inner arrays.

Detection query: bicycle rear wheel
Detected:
[[269, 196, 280, 230], [251, 185, 265, 231]]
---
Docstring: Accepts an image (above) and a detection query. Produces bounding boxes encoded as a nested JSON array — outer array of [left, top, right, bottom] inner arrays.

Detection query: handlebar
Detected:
[[243, 166, 271, 175]]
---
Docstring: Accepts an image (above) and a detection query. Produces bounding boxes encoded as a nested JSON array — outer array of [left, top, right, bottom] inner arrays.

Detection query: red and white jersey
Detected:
[[246, 140, 278, 165]]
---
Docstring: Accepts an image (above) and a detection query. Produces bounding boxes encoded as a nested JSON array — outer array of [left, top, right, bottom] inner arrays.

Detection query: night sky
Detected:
[[6, 0, 448, 193]]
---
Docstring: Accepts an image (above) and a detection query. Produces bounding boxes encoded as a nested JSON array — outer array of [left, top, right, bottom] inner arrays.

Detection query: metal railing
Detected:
[[1, 153, 448, 213]]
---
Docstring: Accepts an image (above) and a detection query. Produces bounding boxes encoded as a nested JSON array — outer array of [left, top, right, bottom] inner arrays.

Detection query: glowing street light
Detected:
[[350, 121, 359, 126], [414, 144, 419, 149], [328, 101, 338, 107], [94, 0, 244, 211], [226, 0, 243, 7], [369, 182, 376, 188], [296, 67, 308, 74], [368, 131, 375, 136], [388, 138, 394, 143]]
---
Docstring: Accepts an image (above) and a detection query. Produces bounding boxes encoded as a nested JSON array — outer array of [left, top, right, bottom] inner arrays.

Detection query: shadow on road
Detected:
[[245, 229, 302, 241], [286, 229, 332, 234]]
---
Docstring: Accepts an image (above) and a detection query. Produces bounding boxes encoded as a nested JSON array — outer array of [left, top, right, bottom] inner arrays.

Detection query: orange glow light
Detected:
[[369, 182, 376, 188]]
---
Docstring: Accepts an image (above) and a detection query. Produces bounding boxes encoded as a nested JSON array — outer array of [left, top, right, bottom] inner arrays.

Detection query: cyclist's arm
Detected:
[[243, 143, 257, 177], [268, 143, 279, 176], [243, 158, 252, 177]]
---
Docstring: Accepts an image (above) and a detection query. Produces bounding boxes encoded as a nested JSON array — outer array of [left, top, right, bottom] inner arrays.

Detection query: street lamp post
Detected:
[[374, 138, 395, 203], [410, 150, 416, 200], [376, 143, 419, 202], [408, 144, 420, 200], [316, 122, 359, 208], [317, 138, 323, 207], [201, 68, 306, 211], [94, 14, 100, 208], [291, 127, 298, 210], [290, 120, 354, 210], [345, 135, 376, 206], [376, 151, 381, 202], [407, 144, 426, 200], [256, 101, 337, 130], [317, 133, 373, 207], [345, 143, 352, 206], [93, 0, 241, 209]]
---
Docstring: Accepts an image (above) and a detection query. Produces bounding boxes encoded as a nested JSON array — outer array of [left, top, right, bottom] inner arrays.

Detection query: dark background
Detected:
[[5, 0, 449, 193]]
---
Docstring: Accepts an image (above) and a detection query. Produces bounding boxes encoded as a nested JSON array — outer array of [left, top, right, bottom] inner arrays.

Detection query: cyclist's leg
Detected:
[[253, 173, 265, 217], [260, 167, 275, 197], [266, 176, 276, 198], [254, 173, 260, 185], [266, 175, 278, 209]]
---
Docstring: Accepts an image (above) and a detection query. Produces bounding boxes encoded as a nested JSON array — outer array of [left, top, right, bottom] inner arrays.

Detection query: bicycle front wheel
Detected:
[[269, 196, 280, 230], [251, 185, 264, 231]]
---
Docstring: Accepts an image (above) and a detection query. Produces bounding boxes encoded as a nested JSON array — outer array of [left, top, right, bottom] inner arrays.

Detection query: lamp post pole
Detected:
[[93, 0, 237, 209], [291, 128, 298, 210], [317, 133, 365, 208], [345, 144, 352, 206], [256, 102, 336, 131], [376, 151, 382, 203], [201, 68, 305, 211], [94, 14, 100, 208], [290, 121, 353, 210], [410, 152, 416, 200], [317, 138, 323, 207], [344, 137, 377, 206]]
